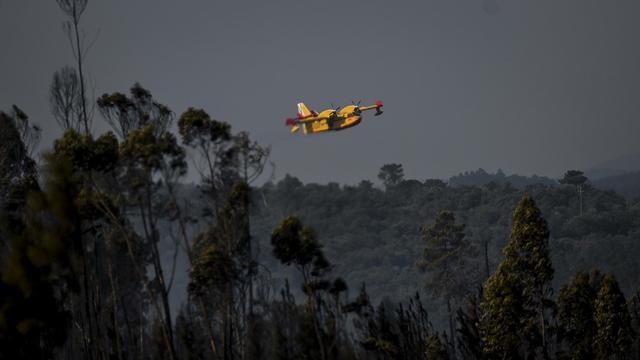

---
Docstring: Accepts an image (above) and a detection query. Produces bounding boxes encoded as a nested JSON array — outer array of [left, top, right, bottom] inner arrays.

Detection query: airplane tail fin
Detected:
[[297, 103, 312, 118]]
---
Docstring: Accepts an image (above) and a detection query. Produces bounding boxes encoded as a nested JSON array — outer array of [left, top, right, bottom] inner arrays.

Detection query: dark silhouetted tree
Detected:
[[98, 83, 173, 139], [594, 274, 633, 360], [0, 158, 82, 358], [556, 271, 598, 359], [271, 216, 334, 360], [418, 210, 472, 355], [378, 163, 404, 188], [559, 170, 588, 216], [426, 334, 449, 360], [49, 66, 83, 132], [480, 195, 553, 359], [56, 0, 95, 134], [456, 290, 484, 360]]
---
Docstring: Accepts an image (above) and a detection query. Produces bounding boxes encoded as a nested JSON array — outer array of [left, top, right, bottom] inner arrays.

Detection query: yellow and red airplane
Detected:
[[285, 100, 383, 134]]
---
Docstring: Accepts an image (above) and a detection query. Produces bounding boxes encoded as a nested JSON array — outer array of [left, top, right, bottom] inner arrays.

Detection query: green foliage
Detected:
[[456, 290, 484, 360], [594, 275, 633, 359], [556, 271, 598, 359], [0, 109, 37, 190], [252, 173, 640, 328], [378, 163, 404, 188], [120, 123, 186, 177], [0, 108, 40, 255], [189, 242, 236, 298], [480, 195, 553, 359], [560, 170, 588, 187], [418, 210, 471, 299], [418, 210, 473, 356], [98, 83, 173, 138], [0, 158, 82, 358], [425, 334, 449, 360], [178, 107, 231, 146], [52, 129, 119, 173], [271, 216, 329, 278], [450, 168, 556, 188], [175, 306, 208, 360], [349, 288, 436, 360]]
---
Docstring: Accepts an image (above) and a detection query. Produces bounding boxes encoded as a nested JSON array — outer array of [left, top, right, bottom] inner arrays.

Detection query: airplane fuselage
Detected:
[[307, 105, 362, 133], [287, 101, 382, 134]]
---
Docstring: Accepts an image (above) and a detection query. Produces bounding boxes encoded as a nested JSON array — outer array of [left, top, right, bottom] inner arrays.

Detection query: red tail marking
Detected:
[[285, 118, 298, 126]]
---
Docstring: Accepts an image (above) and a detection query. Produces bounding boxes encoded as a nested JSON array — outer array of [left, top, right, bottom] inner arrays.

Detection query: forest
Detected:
[[4, 75, 640, 360], [3, 1, 640, 360]]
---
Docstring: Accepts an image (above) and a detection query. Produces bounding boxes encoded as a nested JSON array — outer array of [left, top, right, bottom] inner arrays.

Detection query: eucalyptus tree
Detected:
[[594, 275, 633, 360], [179, 107, 270, 359], [480, 195, 554, 359], [271, 216, 334, 360]]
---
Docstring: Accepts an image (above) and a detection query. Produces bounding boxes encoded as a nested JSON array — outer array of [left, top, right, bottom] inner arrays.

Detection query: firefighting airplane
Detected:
[[285, 100, 383, 134]]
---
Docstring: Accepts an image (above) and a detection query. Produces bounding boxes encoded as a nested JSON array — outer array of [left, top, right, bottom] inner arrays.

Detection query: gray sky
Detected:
[[2, 1, 640, 184]]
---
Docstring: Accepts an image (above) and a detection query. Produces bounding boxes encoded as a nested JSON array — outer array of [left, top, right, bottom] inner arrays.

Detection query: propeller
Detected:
[[349, 100, 362, 116]]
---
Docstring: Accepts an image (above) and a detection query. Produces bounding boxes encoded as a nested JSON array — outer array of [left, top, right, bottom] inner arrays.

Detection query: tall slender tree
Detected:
[[594, 274, 633, 360], [56, 0, 96, 135], [418, 210, 472, 356], [480, 195, 554, 359], [271, 216, 334, 360], [556, 271, 597, 359]]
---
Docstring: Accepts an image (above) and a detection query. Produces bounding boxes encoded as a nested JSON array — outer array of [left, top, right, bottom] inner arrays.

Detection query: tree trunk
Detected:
[[447, 297, 457, 359], [484, 238, 490, 279], [71, 1, 89, 135]]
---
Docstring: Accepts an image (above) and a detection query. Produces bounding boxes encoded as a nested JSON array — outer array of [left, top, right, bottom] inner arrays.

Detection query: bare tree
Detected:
[[8, 105, 41, 158], [56, 0, 96, 134], [49, 66, 83, 132]]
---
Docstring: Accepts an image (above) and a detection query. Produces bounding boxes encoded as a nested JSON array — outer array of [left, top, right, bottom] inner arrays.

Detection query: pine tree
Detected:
[[480, 195, 554, 359], [559, 170, 588, 216], [377, 163, 404, 188], [594, 274, 633, 360]]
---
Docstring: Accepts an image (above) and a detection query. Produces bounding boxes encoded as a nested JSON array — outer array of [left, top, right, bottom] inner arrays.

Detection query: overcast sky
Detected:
[[2, 1, 639, 184]]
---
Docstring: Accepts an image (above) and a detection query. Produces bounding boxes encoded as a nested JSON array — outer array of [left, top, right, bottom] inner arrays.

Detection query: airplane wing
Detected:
[[295, 116, 328, 124], [358, 100, 384, 116]]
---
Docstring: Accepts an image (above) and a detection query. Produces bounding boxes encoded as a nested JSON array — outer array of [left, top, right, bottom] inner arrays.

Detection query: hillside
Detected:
[[249, 175, 640, 309], [593, 171, 640, 200]]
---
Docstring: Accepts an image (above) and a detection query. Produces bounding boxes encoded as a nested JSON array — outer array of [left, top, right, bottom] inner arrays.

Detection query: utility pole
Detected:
[[578, 184, 584, 216]]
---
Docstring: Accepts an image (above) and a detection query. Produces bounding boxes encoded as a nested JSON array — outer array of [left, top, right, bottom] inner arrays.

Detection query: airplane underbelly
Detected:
[[311, 120, 330, 133], [336, 116, 361, 130]]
